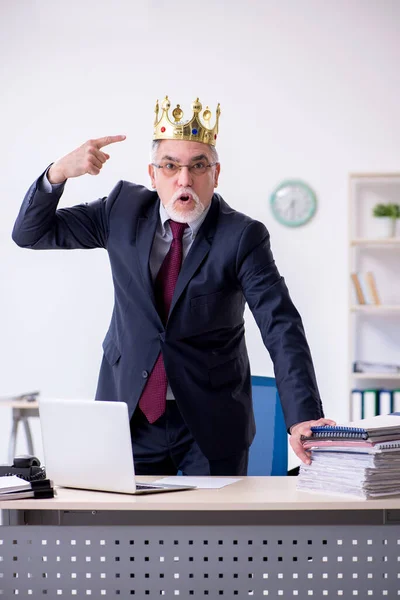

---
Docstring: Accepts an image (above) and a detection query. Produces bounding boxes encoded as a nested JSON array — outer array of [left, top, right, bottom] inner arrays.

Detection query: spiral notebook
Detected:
[[305, 413, 400, 443], [302, 439, 400, 454]]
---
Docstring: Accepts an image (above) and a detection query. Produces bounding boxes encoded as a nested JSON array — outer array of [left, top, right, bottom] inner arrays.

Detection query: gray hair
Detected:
[[150, 139, 219, 164]]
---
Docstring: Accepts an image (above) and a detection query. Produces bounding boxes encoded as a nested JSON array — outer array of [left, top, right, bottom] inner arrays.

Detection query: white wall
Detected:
[[1, 0, 399, 465]]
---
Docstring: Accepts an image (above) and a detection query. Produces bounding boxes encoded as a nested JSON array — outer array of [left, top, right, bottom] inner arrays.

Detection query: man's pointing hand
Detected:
[[48, 135, 126, 184]]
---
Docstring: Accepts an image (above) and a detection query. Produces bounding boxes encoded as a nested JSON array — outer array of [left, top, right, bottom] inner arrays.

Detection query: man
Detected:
[[12, 96, 334, 476]]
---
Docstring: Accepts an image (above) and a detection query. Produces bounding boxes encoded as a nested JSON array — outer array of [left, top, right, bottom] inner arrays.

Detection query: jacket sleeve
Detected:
[[236, 219, 324, 430], [12, 169, 124, 250]]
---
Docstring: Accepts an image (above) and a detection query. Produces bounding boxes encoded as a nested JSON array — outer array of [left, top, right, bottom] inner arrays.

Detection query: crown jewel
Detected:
[[153, 96, 220, 146]]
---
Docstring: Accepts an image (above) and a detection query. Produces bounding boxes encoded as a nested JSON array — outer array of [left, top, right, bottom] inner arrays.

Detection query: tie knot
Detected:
[[169, 220, 188, 240]]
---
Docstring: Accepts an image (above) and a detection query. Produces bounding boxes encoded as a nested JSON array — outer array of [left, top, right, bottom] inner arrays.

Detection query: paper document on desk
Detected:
[[0, 475, 31, 493], [152, 477, 241, 489]]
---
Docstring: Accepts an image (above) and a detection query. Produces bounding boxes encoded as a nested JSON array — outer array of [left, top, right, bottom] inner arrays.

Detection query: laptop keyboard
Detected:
[[136, 483, 162, 490]]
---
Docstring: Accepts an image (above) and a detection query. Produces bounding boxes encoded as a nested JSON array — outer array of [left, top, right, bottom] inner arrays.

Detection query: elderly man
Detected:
[[12, 96, 334, 476]]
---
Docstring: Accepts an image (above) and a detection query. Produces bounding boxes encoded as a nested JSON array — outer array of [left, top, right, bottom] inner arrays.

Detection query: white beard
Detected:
[[164, 188, 205, 224]]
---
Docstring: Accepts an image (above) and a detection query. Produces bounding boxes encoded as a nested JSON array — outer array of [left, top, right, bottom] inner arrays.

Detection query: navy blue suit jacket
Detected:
[[13, 175, 324, 459]]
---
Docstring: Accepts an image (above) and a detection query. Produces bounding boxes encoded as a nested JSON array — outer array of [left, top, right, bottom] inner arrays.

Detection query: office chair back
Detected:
[[248, 375, 288, 475]]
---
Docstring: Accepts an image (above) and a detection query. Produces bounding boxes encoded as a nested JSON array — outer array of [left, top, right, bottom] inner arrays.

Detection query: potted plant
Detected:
[[372, 203, 400, 237]]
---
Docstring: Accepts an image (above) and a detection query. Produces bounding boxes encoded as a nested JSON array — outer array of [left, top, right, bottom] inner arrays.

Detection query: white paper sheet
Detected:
[[152, 476, 241, 489], [0, 475, 31, 493]]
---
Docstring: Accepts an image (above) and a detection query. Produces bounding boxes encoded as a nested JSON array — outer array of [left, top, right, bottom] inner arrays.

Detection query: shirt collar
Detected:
[[158, 197, 212, 238]]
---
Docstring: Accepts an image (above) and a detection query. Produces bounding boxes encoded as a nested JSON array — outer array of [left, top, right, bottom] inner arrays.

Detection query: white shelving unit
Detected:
[[351, 239, 400, 246], [351, 305, 400, 312], [353, 373, 400, 381], [349, 173, 400, 419]]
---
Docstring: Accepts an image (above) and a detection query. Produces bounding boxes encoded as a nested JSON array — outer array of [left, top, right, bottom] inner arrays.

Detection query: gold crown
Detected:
[[153, 96, 220, 146]]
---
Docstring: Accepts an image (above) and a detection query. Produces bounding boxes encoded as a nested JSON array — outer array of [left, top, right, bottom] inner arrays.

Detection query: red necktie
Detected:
[[138, 220, 188, 423]]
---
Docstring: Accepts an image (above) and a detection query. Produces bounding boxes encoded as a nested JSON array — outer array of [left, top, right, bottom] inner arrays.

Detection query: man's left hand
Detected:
[[289, 418, 336, 465]]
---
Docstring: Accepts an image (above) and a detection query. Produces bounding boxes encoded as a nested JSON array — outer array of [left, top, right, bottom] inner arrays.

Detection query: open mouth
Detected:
[[177, 194, 191, 203]]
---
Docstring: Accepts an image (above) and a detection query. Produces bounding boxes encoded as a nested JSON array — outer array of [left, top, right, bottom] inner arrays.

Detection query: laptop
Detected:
[[39, 398, 196, 495]]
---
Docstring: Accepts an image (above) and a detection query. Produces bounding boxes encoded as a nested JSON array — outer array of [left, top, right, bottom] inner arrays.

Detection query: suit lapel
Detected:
[[136, 199, 160, 307], [169, 195, 219, 317]]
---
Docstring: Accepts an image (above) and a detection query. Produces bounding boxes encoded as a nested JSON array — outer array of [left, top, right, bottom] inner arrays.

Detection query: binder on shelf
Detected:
[[378, 389, 393, 415], [365, 271, 381, 305], [351, 389, 363, 421], [358, 273, 374, 305], [363, 389, 379, 418], [393, 390, 400, 412], [350, 273, 365, 304]]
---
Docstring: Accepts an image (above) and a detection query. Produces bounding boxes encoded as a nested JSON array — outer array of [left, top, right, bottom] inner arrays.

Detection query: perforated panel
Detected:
[[1, 525, 399, 597]]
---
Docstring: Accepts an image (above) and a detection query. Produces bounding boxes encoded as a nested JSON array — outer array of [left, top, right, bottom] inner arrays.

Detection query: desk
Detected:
[[1, 477, 400, 597], [0, 400, 39, 463]]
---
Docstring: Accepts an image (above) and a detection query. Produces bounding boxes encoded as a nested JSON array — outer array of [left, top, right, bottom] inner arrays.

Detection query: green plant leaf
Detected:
[[373, 203, 400, 218]]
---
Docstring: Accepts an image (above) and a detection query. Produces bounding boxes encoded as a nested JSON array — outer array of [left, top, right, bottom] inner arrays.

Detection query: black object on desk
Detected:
[[0, 455, 46, 481]]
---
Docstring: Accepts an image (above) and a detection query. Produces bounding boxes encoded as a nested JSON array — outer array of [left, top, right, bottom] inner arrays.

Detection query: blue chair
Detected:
[[247, 375, 288, 475]]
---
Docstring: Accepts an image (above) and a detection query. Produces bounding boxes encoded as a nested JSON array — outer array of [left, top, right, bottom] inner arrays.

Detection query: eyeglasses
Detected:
[[152, 160, 217, 177]]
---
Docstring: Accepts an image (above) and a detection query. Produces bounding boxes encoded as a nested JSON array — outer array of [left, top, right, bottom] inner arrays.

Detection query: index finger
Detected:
[[95, 135, 126, 148]]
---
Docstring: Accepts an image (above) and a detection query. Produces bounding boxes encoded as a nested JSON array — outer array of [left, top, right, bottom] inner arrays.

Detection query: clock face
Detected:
[[270, 180, 317, 227]]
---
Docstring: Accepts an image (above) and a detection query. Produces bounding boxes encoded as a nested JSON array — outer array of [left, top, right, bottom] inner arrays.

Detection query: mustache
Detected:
[[169, 188, 201, 205]]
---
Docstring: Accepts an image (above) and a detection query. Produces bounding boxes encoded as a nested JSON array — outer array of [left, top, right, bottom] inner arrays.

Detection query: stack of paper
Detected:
[[297, 414, 400, 499], [0, 475, 54, 500]]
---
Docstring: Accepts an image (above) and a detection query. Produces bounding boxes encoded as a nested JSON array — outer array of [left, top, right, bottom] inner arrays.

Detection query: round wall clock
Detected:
[[270, 180, 317, 227]]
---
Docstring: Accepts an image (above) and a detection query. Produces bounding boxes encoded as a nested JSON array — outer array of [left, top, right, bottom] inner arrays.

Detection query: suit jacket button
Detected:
[[142, 370, 149, 379], [159, 332, 165, 342]]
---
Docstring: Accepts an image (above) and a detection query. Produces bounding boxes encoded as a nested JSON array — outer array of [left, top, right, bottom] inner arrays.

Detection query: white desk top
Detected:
[[2, 477, 400, 511]]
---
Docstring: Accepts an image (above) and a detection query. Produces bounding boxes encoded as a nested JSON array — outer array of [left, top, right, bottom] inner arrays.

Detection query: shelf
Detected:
[[352, 373, 400, 380], [351, 305, 400, 312], [351, 238, 400, 247], [348, 173, 400, 420], [349, 173, 400, 178]]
